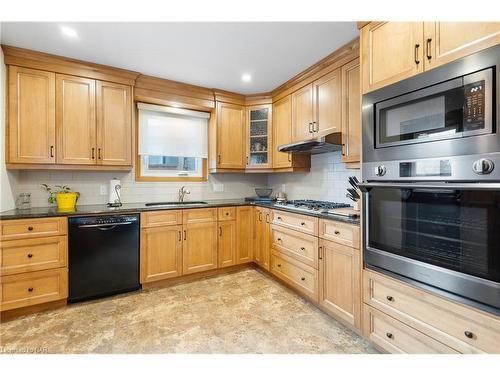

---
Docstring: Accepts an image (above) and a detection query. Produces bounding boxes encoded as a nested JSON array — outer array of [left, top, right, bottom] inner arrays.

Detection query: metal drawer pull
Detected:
[[464, 331, 474, 339], [301, 277, 306, 281], [386, 296, 394, 302], [27, 253, 33, 258], [414, 44, 420, 65], [426, 38, 432, 60], [28, 226, 34, 231], [277, 264, 281, 267], [225, 212, 229, 216], [178, 231, 181, 242], [318, 246, 323, 260], [300, 222, 306, 226], [184, 230, 187, 241], [219, 227, 222, 236], [277, 216, 282, 220], [300, 247, 305, 251], [277, 238, 282, 242], [28, 287, 33, 292], [78, 222, 132, 228], [386, 332, 393, 339], [334, 230, 340, 235]]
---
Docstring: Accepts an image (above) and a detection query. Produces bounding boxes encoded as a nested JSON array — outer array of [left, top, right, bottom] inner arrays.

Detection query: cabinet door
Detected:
[[140, 225, 183, 283], [313, 68, 341, 137], [260, 208, 271, 270], [341, 59, 361, 163], [319, 239, 361, 329], [56, 75, 96, 165], [236, 206, 253, 264], [96, 81, 132, 166], [8, 66, 55, 164], [291, 84, 314, 142], [216, 102, 246, 169], [424, 22, 500, 70], [247, 105, 272, 169], [253, 208, 263, 265], [218, 220, 236, 268], [272, 95, 293, 168], [361, 22, 424, 93], [182, 222, 217, 275]]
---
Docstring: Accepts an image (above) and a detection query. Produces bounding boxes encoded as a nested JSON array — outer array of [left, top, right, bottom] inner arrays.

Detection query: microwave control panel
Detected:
[[463, 80, 485, 130]]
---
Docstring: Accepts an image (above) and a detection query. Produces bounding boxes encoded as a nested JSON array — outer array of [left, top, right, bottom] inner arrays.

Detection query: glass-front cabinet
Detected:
[[246, 104, 272, 169]]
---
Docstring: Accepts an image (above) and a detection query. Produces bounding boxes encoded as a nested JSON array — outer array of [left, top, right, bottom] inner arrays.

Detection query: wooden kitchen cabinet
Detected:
[[272, 95, 293, 168], [341, 59, 361, 163], [246, 104, 272, 169], [8, 66, 56, 164], [291, 84, 314, 142], [361, 22, 424, 93], [254, 207, 271, 270], [424, 22, 500, 70], [319, 238, 361, 328], [182, 221, 218, 275], [56, 74, 96, 165], [216, 101, 246, 169], [218, 220, 236, 268], [96, 81, 132, 166], [140, 225, 183, 283], [236, 206, 253, 264], [313, 68, 342, 137]]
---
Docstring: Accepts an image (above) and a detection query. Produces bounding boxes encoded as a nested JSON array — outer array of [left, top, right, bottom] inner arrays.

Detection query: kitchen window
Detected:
[[137, 103, 209, 181]]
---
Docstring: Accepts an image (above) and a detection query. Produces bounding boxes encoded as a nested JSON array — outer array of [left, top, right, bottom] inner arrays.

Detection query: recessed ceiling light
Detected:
[[60, 26, 78, 39], [241, 73, 252, 83]]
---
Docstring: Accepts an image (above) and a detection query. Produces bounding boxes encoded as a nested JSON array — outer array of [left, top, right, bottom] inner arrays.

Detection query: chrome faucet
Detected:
[[178, 186, 190, 202]]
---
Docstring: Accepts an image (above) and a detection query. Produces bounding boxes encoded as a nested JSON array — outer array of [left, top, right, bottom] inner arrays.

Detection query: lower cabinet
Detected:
[[254, 207, 271, 270], [318, 238, 361, 328], [218, 220, 236, 268], [140, 225, 183, 283], [236, 206, 253, 264], [182, 221, 218, 275]]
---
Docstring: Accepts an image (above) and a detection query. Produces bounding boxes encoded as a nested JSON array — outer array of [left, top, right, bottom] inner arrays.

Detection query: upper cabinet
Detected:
[[291, 84, 314, 142], [424, 22, 500, 70], [216, 101, 246, 169], [8, 67, 56, 164], [246, 104, 272, 169], [96, 81, 132, 166], [361, 22, 500, 93], [361, 22, 424, 94], [313, 68, 342, 138], [4, 45, 138, 170], [341, 59, 361, 164], [273, 96, 293, 168]]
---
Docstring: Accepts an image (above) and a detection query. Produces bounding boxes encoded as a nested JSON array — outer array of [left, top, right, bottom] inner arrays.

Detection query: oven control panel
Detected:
[[464, 80, 485, 130]]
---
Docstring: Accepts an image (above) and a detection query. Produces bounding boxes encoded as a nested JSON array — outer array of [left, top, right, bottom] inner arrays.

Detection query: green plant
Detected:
[[41, 184, 73, 204]]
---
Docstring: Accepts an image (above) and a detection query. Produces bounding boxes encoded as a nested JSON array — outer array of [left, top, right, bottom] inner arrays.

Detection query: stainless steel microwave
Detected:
[[362, 45, 500, 180]]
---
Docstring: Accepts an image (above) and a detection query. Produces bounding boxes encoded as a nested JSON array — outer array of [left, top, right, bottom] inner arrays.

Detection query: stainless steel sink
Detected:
[[145, 201, 208, 207]]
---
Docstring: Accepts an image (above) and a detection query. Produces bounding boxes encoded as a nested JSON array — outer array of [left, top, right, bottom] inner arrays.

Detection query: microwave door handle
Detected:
[[358, 182, 500, 191]]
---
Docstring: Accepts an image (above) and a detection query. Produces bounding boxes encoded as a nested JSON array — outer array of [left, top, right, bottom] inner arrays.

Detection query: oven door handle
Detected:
[[358, 182, 500, 191]]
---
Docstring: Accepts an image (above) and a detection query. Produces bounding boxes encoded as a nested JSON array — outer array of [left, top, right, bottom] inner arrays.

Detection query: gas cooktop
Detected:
[[275, 199, 357, 217]]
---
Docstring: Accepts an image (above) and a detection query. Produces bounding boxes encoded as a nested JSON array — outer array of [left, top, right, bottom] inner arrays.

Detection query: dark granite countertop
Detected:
[[0, 199, 360, 225]]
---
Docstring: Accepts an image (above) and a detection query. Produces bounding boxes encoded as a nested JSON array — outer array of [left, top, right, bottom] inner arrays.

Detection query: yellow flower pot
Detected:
[[56, 192, 79, 212]]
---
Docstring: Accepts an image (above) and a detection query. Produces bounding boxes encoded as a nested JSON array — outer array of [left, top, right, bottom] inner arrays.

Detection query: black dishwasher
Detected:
[[68, 214, 140, 303]]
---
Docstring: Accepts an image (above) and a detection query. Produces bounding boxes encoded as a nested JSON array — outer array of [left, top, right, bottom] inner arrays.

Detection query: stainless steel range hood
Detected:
[[277, 133, 342, 154]]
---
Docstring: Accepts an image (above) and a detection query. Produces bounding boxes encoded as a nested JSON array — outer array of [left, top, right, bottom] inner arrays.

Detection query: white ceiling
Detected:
[[0, 22, 358, 94]]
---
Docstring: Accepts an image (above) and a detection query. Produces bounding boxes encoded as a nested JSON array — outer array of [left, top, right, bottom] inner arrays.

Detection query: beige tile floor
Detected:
[[0, 268, 377, 354]]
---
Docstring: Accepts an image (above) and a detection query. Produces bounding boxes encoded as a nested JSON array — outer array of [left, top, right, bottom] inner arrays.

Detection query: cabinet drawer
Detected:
[[272, 209, 318, 236], [0, 217, 67, 240], [319, 219, 359, 248], [270, 224, 318, 269], [1, 236, 67, 275], [218, 207, 236, 221], [141, 210, 182, 228], [0, 268, 68, 311], [363, 305, 458, 354], [270, 251, 318, 302], [364, 270, 500, 353], [182, 208, 217, 224]]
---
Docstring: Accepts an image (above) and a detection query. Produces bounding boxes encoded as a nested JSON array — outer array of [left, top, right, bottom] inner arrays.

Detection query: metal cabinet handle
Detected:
[[183, 230, 187, 241], [426, 38, 432, 60], [464, 331, 474, 339], [27, 253, 33, 258], [50, 146, 54, 158], [178, 231, 181, 242], [301, 277, 305, 281], [28, 287, 33, 292], [98, 148, 102, 160], [277, 264, 281, 267], [414, 44, 420, 65], [313, 121, 318, 132], [28, 226, 34, 231], [259, 212, 262, 221], [91, 147, 95, 160], [300, 247, 305, 251], [334, 230, 340, 235], [277, 216, 282, 220], [341, 143, 346, 156], [386, 296, 394, 302], [300, 222, 306, 226], [225, 212, 229, 216], [266, 214, 270, 223], [386, 332, 393, 339], [318, 246, 323, 260], [219, 226, 222, 236], [218, 154, 221, 164], [277, 238, 282, 242], [288, 153, 292, 162], [308, 123, 313, 133]]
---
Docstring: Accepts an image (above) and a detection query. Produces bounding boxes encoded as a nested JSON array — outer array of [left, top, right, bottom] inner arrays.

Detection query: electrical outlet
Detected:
[[213, 184, 224, 192], [100, 185, 108, 196]]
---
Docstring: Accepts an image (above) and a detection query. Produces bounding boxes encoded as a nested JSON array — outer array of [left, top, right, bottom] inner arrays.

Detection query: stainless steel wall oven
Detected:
[[360, 45, 500, 314]]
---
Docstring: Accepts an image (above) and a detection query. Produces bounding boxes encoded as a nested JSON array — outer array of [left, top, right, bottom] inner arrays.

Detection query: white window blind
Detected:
[[138, 102, 209, 158]]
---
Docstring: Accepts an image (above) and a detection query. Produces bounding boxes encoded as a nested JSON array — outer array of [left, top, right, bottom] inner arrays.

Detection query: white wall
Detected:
[[0, 31, 19, 212], [268, 151, 361, 203]]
